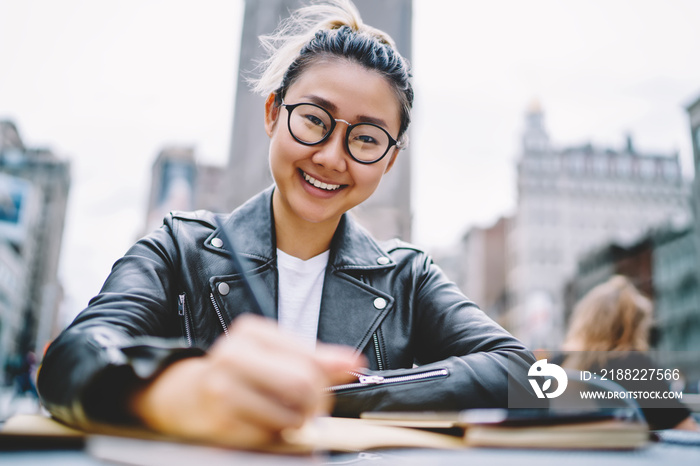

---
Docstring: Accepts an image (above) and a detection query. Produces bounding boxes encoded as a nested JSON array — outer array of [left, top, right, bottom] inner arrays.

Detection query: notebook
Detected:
[[359, 408, 650, 450]]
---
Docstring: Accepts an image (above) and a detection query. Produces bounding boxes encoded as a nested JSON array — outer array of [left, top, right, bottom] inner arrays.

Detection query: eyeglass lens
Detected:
[[288, 103, 391, 162]]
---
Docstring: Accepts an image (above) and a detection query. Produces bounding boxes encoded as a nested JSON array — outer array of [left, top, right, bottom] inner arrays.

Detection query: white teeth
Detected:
[[303, 172, 341, 191]]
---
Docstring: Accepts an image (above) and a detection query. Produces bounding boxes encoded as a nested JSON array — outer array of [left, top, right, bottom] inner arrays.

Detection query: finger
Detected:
[[227, 314, 319, 359], [209, 419, 280, 449], [216, 317, 329, 411], [312, 343, 368, 385], [217, 316, 365, 413], [228, 315, 365, 385], [190, 364, 309, 436], [222, 377, 309, 432], [220, 347, 328, 415], [221, 427, 278, 449], [226, 315, 364, 382], [209, 338, 326, 415]]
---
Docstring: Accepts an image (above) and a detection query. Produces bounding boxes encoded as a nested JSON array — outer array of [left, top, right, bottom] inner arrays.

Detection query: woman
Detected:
[[561, 275, 699, 431], [38, 0, 533, 448]]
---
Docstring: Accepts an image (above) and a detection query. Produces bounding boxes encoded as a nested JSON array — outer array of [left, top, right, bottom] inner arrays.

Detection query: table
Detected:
[[2, 435, 700, 466]]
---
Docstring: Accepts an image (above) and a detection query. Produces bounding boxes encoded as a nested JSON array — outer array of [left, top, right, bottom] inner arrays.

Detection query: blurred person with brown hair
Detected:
[[561, 275, 699, 431]]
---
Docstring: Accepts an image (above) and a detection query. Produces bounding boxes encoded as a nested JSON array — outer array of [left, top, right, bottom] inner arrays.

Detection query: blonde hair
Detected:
[[562, 276, 653, 369], [250, 0, 413, 139]]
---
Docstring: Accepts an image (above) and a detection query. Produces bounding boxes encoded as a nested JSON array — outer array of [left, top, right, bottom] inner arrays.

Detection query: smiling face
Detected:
[[265, 59, 402, 232]]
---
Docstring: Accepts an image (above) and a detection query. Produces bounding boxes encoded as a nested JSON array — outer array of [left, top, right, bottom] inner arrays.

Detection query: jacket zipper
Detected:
[[210, 292, 230, 337], [178, 293, 193, 347], [326, 368, 449, 393], [372, 332, 384, 371]]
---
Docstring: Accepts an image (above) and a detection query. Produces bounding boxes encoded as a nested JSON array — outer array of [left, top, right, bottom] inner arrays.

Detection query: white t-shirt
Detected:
[[276, 248, 330, 350]]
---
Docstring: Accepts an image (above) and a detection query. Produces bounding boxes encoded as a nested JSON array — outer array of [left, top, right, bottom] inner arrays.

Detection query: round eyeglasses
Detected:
[[280, 101, 403, 164]]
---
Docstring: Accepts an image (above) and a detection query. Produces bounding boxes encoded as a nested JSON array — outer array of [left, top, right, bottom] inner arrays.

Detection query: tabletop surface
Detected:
[[2, 435, 700, 466]]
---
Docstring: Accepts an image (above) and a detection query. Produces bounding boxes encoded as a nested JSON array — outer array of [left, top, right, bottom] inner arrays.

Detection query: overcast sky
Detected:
[[1, 0, 700, 324]]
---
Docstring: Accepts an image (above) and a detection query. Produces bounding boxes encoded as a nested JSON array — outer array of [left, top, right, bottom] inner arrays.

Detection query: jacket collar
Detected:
[[207, 185, 395, 352], [209, 186, 277, 263], [329, 213, 394, 271], [209, 185, 394, 270]]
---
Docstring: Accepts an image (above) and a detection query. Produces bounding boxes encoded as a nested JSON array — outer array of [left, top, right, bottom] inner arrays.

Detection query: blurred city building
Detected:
[[455, 103, 691, 349], [648, 91, 700, 381], [687, 92, 700, 315], [508, 103, 690, 348], [143, 147, 227, 235], [226, 0, 413, 241], [652, 225, 699, 381], [0, 120, 70, 383], [0, 173, 38, 385], [440, 216, 511, 328]]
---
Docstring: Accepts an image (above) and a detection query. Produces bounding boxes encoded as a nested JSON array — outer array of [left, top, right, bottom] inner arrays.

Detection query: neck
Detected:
[[272, 191, 339, 260]]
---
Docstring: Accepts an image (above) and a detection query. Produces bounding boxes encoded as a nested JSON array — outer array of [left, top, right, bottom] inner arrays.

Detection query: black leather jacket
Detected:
[[38, 187, 535, 429]]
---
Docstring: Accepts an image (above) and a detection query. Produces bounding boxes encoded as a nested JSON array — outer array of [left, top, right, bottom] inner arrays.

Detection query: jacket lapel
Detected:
[[209, 267, 278, 322], [317, 214, 396, 351], [206, 187, 278, 322], [317, 271, 394, 351]]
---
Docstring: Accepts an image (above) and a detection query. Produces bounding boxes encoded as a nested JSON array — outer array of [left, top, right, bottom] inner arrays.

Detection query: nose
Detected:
[[311, 120, 349, 172]]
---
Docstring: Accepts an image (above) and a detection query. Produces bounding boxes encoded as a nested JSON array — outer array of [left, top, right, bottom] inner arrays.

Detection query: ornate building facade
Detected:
[[506, 104, 690, 348]]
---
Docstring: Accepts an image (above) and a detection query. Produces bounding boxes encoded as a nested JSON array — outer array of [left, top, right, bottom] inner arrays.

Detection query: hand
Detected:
[[674, 415, 700, 431], [129, 314, 364, 448]]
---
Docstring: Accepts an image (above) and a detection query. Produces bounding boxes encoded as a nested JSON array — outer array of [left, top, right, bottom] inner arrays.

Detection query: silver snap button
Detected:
[[211, 238, 223, 248], [217, 282, 230, 296], [376, 256, 390, 265], [373, 297, 387, 310]]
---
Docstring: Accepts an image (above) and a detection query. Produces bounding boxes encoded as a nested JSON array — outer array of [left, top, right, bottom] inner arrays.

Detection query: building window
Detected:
[[663, 161, 679, 180], [543, 156, 558, 173], [639, 159, 655, 179], [594, 155, 608, 176], [615, 156, 631, 177], [569, 154, 585, 174]]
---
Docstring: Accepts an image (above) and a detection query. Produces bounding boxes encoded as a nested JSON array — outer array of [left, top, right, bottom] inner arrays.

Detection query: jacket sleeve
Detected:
[[332, 250, 537, 417], [37, 218, 204, 429]]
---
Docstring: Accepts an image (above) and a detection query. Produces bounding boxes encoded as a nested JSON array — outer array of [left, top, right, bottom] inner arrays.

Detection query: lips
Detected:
[[300, 169, 343, 191]]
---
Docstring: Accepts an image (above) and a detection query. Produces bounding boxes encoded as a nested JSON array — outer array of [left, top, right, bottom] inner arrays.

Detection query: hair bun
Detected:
[[251, 0, 412, 139]]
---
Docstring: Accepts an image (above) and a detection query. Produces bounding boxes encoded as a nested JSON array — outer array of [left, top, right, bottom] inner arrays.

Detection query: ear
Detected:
[[384, 147, 400, 174], [264, 93, 280, 137]]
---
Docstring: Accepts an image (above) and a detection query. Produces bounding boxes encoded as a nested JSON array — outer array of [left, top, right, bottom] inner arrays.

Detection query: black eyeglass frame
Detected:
[[280, 101, 403, 165]]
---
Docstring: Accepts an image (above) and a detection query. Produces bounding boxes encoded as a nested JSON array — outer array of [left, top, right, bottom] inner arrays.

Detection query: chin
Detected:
[[297, 210, 337, 225], [295, 200, 345, 224]]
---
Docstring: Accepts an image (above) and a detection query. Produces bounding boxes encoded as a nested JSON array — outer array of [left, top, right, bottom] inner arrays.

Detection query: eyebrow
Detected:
[[301, 94, 389, 128]]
